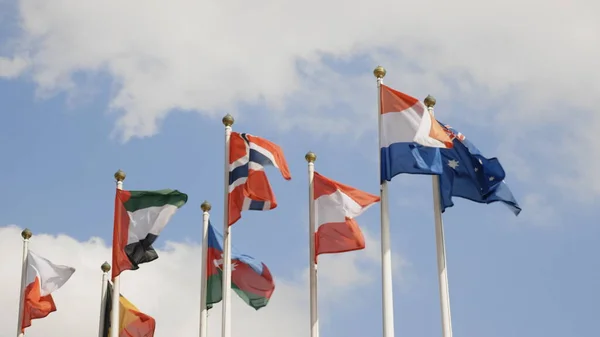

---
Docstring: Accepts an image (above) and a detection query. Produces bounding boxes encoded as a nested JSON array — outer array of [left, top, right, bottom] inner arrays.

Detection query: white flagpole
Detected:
[[424, 96, 454, 337], [98, 262, 110, 337], [374, 66, 395, 337], [199, 201, 212, 337], [305, 151, 319, 337], [111, 170, 126, 337], [16, 228, 32, 337], [221, 114, 234, 337]]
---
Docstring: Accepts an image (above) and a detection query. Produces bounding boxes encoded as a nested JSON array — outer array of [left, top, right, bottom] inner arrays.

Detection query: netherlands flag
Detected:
[[228, 132, 291, 226], [379, 84, 453, 182]]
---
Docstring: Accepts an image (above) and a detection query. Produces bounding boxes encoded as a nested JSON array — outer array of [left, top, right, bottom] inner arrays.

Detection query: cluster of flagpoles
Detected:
[[376, 66, 453, 337], [13, 64, 521, 337]]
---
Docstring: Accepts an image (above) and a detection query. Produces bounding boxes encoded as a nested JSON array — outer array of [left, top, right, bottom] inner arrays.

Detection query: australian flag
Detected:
[[438, 124, 521, 215]]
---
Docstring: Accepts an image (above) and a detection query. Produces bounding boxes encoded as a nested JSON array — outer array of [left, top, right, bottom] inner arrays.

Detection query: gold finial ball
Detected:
[[373, 66, 386, 79], [424, 95, 436, 108], [101, 261, 111, 272], [114, 169, 126, 182], [222, 114, 234, 127], [201, 201, 212, 212], [305, 151, 317, 163], [21, 228, 32, 240]]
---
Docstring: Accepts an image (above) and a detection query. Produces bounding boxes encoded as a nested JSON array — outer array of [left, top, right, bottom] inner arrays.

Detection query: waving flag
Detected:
[[379, 84, 453, 182], [313, 172, 380, 261], [21, 250, 75, 332], [205, 222, 275, 310], [113, 189, 188, 278], [438, 124, 521, 215], [102, 282, 155, 337], [228, 132, 291, 226]]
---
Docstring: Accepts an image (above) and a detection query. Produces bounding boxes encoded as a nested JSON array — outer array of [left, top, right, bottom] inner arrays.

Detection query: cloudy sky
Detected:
[[1, 0, 599, 336]]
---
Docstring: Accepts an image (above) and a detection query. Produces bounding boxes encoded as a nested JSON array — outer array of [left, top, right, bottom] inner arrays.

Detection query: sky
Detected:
[[1, 0, 599, 336]]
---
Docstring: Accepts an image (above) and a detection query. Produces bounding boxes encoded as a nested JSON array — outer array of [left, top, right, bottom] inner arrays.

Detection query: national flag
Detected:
[[21, 250, 75, 332], [438, 124, 521, 215], [102, 281, 156, 337], [205, 221, 275, 310], [313, 172, 380, 261], [112, 189, 188, 279], [228, 132, 291, 226], [379, 84, 453, 182]]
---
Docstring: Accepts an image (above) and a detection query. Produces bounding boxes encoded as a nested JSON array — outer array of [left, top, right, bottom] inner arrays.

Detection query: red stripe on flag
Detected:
[[112, 189, 133, 279]]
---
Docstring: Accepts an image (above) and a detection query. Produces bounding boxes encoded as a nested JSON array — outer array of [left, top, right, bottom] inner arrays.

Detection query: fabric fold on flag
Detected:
[[438, 124, 521, 215], [379, 84, 453, 182], [112, 189, 188, 279], [21, 250, 75, 332], [313, 172, 380, 262], [228, 132, 291, 226], [205, 221, 275, 310], [102, 281, 156, 337]]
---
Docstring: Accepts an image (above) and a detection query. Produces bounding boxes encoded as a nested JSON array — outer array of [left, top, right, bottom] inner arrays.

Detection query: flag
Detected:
[[205, 221, 275, 310], [313, 172, 380, 261], [379, 84, 453, 182], [228, 132, 291, 226], [438, 124, 521, 215], [102, 281, 155, 337], [21, 250, 75, 332], [112, 189, 188, 279]]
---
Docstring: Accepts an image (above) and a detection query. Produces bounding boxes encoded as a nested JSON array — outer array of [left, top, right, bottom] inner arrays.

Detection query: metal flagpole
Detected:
[[221, 114, 234, 337], [199, 201, 212, 337], [424, 96, 454, 337], [374, 66, 396, 337], [98, 262, 110, 337], [16, 228, 32, 337], [111, 170, 126, 337], [305, 151, 319, 337]]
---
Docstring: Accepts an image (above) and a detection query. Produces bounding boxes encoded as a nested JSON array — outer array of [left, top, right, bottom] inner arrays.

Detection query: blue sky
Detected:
[[1, 1, 599, 337]]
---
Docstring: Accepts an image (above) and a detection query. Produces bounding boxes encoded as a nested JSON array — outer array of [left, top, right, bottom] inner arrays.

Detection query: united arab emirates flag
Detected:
[[205, 221, 275, 310], [112, 189, 188, 279]]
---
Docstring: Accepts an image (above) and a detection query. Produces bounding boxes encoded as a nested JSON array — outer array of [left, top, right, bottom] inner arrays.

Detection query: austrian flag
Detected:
[[313, 172, 380, 261], [112, 189, 188, 279]]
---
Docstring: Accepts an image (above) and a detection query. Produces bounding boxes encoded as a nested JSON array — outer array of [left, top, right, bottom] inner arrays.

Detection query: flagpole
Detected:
[[111, 170, 125, 337], [305, 151, 319, 337], [199, 201, 212, 337], [221, 114, 234, 337], [424, 96, 453, 337], [374, 66, 396, 337], [98, 262, 110, 337], [16, 228, 32, 337]]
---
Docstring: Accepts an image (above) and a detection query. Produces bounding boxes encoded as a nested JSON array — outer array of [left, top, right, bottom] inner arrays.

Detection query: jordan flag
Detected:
[[112, 189, 188, 279], [21, 250, 75, 332], [313, 172, 380, 262]]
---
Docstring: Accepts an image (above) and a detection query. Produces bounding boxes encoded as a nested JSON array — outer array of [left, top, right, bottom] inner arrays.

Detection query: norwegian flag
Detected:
[[228, 132, 291, 226]]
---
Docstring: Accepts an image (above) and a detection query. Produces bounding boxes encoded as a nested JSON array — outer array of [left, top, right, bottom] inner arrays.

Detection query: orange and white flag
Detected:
[[21, 250, 75, 332], [313, 172, 380, 262]]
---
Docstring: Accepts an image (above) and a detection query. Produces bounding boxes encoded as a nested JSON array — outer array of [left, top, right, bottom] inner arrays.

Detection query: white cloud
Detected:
[[2, 0, 600, 195], [0, 56, 29, 78], [0, 225, 405, 337]]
